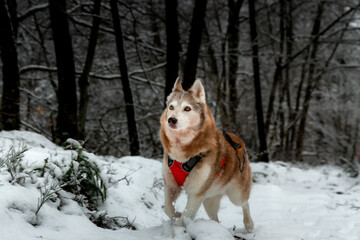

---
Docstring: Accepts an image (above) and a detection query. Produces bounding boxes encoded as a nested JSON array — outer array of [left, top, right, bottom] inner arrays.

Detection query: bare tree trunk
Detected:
[[296, 2, 324, 161], [182, 0, 208, 90], [150, 0, 162, 49], [248, 0, 269, 162], [48, 0, 78, 142], [110, 0, 140, 156], [214, 0, 230, 128], [204, 25, 220, 84], [265, 64, 281, 135], [164, 0, 180, 103], [0, 0, 20, 130], [226, 0, 244, 127], [273, 0, 286, 155], [204, 24, 221, 120], [78, 0, 101, 140], [49, 0, 78, 142], [288, 48, 308, 152], [266, 1, 286, 138], [284, 0, 294, 152], [6, 0, 17, 36], [220, 34, 229, 129]]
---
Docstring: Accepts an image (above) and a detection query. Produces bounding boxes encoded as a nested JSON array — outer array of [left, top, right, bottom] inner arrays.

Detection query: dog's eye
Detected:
[[184, 106, 191, 112], [169, 105, 174, 111]]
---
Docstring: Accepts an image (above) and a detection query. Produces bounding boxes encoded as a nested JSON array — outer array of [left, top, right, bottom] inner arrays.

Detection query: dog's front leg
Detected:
[[176, 194, 203, 226], [164, 181, 182, 220]]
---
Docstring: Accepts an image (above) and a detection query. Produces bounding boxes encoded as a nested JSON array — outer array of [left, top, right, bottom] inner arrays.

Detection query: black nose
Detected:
[[168, 117, 177, 125]]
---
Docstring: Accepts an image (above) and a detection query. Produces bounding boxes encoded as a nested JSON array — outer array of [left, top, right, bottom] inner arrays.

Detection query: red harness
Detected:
[[168, 131, 246, 186], [168, 156, 226, 186]]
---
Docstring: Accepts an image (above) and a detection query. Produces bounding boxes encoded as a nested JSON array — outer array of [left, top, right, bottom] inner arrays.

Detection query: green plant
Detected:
[[61, 139, 107, 208], [33, 158, 49, 178]]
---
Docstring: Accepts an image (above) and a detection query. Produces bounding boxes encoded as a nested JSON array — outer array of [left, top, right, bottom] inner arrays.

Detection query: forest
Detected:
[[0, 0, 359, 167]]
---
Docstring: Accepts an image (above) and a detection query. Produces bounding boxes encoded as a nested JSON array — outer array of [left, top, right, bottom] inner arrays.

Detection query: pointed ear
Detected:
[[189, 79, 206, 103], [172, 77, 183, 92]]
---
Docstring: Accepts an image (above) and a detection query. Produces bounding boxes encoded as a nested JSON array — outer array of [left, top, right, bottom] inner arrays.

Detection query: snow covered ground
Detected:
[[0, 130, 359, 240]]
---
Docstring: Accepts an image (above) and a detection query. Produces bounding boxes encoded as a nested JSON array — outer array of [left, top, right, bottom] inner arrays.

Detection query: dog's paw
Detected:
[[165, 209, 182, 220], [175, 217, 185, 227], [174, 211, 182, 218], [165, 206, 181, 220], [244, 218, 254, 233]]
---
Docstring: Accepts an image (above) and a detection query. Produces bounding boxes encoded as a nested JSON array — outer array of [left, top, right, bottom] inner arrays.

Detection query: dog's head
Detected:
[[164, 77, 206, 132]]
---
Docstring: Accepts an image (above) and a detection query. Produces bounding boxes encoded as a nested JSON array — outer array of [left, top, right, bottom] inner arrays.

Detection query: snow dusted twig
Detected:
[[128, 6, 163, 105], [109, 166, 142, 187], [19, 65, 165, 87], [130, 75, 165, 88], [147, 177, 164, 200], [66, 13, 165, 54], [19, 87, 56, 109], [19, 65, 57, 74], [20, 120, 52, 139], [17, 3, 49, 22], [128, 62, 167, 77]]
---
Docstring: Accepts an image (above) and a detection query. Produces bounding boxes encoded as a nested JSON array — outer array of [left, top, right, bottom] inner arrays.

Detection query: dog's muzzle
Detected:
[[168, 117, 177, 127]]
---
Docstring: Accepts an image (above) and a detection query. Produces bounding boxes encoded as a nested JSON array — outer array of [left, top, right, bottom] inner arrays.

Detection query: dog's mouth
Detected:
[[168, 122, 177, 129]]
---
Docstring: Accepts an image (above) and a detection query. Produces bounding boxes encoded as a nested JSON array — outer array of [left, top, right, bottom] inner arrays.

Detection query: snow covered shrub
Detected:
[[61, 139, 107, 209], [0, 145, 29, 184]]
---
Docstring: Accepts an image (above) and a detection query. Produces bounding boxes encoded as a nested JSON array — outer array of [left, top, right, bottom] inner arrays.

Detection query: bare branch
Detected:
[[18, 3, 49, 22], [19, 64, 166, 87]]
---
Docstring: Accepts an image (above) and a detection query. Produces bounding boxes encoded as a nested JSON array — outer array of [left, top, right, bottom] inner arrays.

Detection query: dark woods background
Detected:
[[0, 0, 359, 165]]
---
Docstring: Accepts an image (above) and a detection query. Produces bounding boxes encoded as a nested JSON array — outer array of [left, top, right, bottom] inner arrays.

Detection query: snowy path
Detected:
[[0, 131, 359, 240]]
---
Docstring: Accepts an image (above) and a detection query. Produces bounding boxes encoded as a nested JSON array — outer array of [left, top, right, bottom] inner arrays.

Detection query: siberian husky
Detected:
[[160, 77, 254, 232]]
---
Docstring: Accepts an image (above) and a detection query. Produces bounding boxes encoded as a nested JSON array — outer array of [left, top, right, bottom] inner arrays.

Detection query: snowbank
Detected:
[[0, 130, 359, 240]]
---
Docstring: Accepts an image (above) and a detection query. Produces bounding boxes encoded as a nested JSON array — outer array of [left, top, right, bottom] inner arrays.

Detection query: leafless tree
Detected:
[[248, 0, 269, 162], [0, 0, 20, 130], [110, 0, 140, 156], [48, 0, 78, 142]]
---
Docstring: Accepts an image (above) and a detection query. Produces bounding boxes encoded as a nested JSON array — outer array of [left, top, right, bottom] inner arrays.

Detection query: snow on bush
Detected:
[[0, 131, 132, 231]]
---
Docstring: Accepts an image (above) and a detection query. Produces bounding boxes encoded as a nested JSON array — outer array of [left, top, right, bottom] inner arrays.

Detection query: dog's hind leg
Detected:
[[241, 201, 254, 232], [203, 195, 222, 222], [226, 188, 254, 232]]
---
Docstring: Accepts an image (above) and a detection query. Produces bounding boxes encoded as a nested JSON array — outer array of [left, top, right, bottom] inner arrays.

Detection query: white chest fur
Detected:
[[165, 128, 197, 162]]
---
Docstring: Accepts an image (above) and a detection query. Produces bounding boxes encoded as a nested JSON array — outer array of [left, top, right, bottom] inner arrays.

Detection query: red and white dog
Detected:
[[160, 78, 254, 232]]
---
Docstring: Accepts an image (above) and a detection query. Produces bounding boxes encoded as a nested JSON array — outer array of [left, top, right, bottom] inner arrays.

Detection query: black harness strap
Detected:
[[223, 131, 246, 173], [168, 157, 174, 167], [168, 154, 202, 173], [182, 154, 202, 172], [223, 131, 242, 150]]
